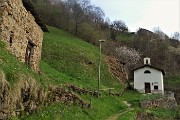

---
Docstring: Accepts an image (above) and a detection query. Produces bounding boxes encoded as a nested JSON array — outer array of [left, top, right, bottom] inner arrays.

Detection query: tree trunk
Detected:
[[74, 22, 78, 36]]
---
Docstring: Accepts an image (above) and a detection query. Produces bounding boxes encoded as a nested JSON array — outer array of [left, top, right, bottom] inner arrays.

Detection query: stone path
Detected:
[[106, 108, 134, 120], [106, 101, 133, 120]]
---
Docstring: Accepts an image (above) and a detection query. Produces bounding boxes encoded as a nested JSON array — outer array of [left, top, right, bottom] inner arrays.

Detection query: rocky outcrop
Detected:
[[136, 28, 156, 38], [106, 56, 126, 83], [175, 89, 180, 105]]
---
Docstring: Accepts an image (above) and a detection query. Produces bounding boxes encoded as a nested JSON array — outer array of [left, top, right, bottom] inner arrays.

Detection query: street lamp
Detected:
[[98, 39, 105, 98]]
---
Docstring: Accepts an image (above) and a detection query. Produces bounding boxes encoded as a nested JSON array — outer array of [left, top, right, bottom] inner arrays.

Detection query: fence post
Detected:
[[90, 98, 92, 109], [109, 89, 111, 96]]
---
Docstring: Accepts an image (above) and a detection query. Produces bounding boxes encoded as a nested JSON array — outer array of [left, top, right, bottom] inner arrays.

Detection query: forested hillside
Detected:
[[31, 0, 180, 87]]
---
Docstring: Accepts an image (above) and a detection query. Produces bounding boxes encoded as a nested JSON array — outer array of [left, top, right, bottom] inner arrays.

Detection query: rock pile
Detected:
[[49, 86, 91, 108], [66, 84, 97, 96]]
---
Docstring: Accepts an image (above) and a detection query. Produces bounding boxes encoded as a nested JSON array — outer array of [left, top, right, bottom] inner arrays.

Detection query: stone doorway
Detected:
[[25, 41, 35, 66], [145, 82, 151, 93]]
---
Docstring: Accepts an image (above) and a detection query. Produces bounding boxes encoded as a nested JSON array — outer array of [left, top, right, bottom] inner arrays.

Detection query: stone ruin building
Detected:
[[0, 0, 48, 71]]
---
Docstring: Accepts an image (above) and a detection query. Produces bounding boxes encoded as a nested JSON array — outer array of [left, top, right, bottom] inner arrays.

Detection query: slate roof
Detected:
[[22, 0, 49, 32], [132, 64, 165, 75]]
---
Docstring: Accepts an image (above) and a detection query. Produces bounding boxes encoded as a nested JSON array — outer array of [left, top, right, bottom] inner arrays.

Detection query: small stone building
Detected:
[[133, 58, 165, 94], [0, 0, 48, 71]]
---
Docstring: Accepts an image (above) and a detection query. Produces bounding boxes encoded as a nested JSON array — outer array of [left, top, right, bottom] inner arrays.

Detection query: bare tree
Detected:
[[64, 0, 92, 36], [171, 32, 180, 40], [110, 20, 128, 40], [153, 27, 169, 39], [90, 6, 105, 29]]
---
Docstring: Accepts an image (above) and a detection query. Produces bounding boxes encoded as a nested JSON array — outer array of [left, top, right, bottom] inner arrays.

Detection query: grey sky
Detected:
[[90, 0, 180, 36]]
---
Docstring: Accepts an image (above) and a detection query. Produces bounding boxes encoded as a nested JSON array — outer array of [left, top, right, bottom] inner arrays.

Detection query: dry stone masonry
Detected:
[[0, 0, 48, 71], [0, 70, 91, 119], [141, 97, 178, 110]]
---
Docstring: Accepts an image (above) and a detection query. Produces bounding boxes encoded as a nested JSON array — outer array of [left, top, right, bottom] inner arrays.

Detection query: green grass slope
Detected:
[[0, 28, 127, 120], [40, 26, 121, 89], [21, 26, 134, 120], [1, 26, 177, 120], [0, 41, 46, 85], [0, 26, 134, 120], [23, 26, 178, 120]]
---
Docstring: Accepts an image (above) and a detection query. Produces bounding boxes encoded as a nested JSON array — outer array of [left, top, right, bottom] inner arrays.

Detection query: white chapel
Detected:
[[133, 57, 165, 94]]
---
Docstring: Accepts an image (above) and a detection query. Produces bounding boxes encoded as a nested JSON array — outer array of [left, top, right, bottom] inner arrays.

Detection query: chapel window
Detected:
[[154, 85, 158, 90], [144, 70, 151, 74]]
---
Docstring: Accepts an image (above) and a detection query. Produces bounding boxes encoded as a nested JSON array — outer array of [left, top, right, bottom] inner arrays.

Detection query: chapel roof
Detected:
[[132, 64, 165, 75], [22, 0, 49, 32]]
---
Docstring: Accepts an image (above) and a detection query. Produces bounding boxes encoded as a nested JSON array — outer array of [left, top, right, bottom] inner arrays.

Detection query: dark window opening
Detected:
[[9, 31, 14, 47], [21, 88, 30, 103], [9, 37, 13, 47], [154, 85, 158, 90], [144, 70, 151, 74], [8, 12, 12, 16], [25, 41, 35, 66], [0, 26, 3, 32], [146, 60, 148, 64]]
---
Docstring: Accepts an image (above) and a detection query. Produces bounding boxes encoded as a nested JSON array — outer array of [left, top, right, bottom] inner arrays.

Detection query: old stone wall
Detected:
[[141, 98, 178, 110], [175, 90, 180, 104], [0, 70, 91, 119], [0, 0, 43, 71]]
